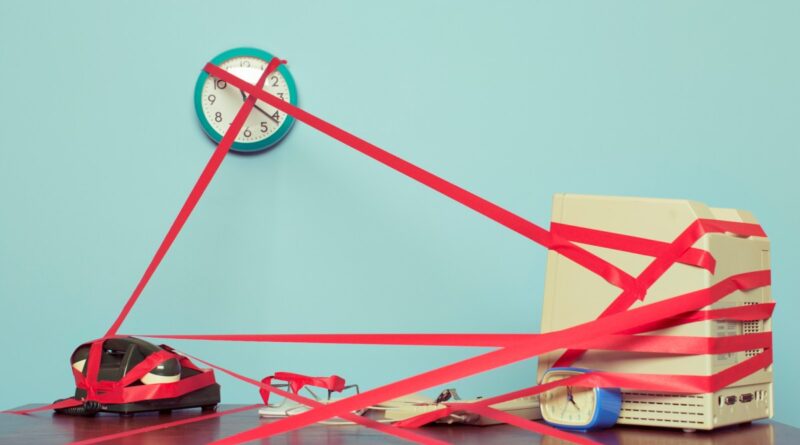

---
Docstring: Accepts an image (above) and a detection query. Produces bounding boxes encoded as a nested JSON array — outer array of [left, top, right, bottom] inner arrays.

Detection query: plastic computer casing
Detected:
[[536, 194, 773, 430]]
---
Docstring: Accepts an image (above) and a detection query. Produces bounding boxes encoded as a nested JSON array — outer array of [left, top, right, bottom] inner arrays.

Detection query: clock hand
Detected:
[[566, 387, 580, 410], [239, 88, 280, 124]]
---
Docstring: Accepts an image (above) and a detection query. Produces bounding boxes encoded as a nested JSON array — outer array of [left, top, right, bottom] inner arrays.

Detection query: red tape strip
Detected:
[[134, 303, 773, 350], [452, 404, 601, 445], [205, 271, 770, 444], [553, 218, 767, 368], [550, 222, 716, 272], [177, 350, 448, 445], [396, 347, 772, 429], [122, 63, 773, 444], [2, 398, 82, 416], [271, 371, 347, 395], [104, 58, 282, 338], [71, 338, 218, 405], [12, 56, 772, 445], [66, 404, 262, 445], [134, 331, 772, 355], [203, 62, 640, 295]]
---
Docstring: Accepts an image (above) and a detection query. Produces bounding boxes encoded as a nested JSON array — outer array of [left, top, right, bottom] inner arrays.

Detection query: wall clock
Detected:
[[194, 47, 298, 152]]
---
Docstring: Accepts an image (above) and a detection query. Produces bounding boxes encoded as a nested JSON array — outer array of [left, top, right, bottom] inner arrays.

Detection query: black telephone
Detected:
[[54, 337, 219, 416]]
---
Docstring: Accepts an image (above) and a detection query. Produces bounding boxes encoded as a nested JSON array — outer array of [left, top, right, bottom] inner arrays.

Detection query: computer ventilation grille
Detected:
[[743, 301, 764, 358], [619, 392, 705, 426]]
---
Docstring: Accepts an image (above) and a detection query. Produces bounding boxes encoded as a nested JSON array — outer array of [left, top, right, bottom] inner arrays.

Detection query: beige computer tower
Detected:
[[536, 194, 773, 431]]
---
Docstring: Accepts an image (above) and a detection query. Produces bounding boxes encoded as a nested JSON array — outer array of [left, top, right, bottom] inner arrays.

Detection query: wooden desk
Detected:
[[2, 404, 798, 444]]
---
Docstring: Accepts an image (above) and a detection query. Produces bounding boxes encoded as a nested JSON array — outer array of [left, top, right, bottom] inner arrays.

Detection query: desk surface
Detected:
[[2, 404, 799, 444]]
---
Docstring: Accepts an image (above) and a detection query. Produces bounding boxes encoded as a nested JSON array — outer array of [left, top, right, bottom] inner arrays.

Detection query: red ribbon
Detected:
[[3, 398, 83, 415], [178, 351, 449, 445], [70, 337, 218, 405], [205, 271, 771, 444], [8, 55, 773, 445], [260, 372, 347, 405], [67, 404, 263, 445], [135, 299, 774, 348], [550, 222, 717, 272], [117, 61, 771, 443], [202, 62, 641, 295], [5, 340, 218, 416], [553, 219, 766, 368], [103, 58, 283, 338]]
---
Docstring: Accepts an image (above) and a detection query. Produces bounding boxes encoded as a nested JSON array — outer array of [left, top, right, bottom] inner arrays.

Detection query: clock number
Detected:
[[272, 111, 280, 122], [277, 92, 285, 100], [215, 79, 227, 90], [270, 76, 279, 87], [244, 128, 252, 138], [241, 60, 251, 67], [260, 122, 268, 133], [208, 94, 216, 105], [214, 112, 222, 123]]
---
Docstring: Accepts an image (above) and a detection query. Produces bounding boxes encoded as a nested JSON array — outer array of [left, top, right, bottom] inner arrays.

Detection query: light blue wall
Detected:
[[1, 0, 798, 427]]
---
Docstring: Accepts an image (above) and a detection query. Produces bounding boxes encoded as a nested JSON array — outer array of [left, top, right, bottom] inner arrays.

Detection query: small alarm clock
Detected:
[[540, 367, 621, 431], [194, 47, 298, 153]]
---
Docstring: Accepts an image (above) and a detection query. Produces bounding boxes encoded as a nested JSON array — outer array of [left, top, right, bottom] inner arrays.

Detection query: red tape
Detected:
[[10, 56, 774, 445], [131, 290, 773, 437], [553, 218, 767, 368], [177, 350, 448, 445], [395, 347, 772, 429], [452, 404, 601, 445], [204, 271, 770, 444], [135, 300, 774, 349], [550, 222, 716, 272], [203, 62, 640, 295], [67, 404, 262, 445], [71, 337, 218, 405], [3, 398, 82, 416], [104, 58, 282, 338], [275, 372, 345, 393]]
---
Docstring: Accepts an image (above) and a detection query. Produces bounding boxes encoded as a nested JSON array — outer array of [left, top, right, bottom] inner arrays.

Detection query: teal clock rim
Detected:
[[193, 47, 298, 153]]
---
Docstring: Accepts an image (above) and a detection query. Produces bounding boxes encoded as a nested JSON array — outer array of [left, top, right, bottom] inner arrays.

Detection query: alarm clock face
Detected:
[[539, 367, 621, 430], [541, 370, 598, 427], [194, 47, 297, 152]]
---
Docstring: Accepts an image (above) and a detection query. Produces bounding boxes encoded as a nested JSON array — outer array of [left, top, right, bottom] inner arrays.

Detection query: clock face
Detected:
[[541, 371, 597, 426], [194, 48, 297, 152]]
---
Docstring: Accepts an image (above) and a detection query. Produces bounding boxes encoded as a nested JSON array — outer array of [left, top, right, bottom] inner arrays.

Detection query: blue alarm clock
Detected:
[[540, 367, 622, 431], [194, 47, 298, 153]]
